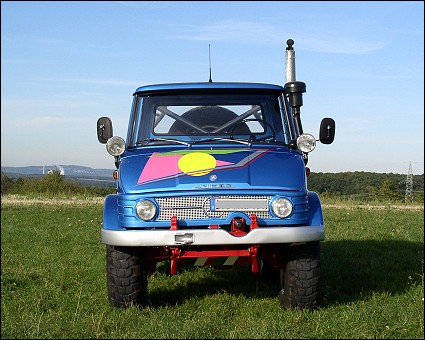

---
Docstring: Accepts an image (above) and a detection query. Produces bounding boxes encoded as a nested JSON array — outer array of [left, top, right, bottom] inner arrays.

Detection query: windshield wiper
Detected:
[[190, 136, 289, 147], [189, 137, 250, 147], [137, 138, 191, 147]]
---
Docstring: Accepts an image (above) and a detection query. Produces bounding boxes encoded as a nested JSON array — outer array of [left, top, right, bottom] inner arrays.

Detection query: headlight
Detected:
[[271, 197, 293, 218], [296, 133, 316, 153], [136, 200, 157, 221], [106, 136, 125, 156]]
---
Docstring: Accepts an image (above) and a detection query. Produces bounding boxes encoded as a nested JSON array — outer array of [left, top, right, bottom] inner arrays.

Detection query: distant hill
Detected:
[[1, 165, 114, 177], [1, 165, 116, 187]]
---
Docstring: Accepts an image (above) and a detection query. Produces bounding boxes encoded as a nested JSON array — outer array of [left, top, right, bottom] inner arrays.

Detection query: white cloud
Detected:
[[61, 78, 143, 87], [175, 20, 282, 44], [298, 35, 389, 54], [31, 115, 83, 126], [174, 20, 389, 54]]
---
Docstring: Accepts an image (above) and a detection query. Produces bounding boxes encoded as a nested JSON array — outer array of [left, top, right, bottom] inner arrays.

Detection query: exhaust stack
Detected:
[[285, 39, 296, 83], [284, 39, 306, 136]]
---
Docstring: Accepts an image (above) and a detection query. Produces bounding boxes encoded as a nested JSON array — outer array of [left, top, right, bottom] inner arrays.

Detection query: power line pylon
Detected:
[[405, 162, 413, 203]]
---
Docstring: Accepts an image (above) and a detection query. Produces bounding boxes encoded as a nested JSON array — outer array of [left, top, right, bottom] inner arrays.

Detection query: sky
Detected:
[[1, 1, 424, 175]]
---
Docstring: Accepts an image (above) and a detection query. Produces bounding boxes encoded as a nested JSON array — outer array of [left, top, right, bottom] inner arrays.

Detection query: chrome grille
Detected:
[[156, 196, 272, 220]]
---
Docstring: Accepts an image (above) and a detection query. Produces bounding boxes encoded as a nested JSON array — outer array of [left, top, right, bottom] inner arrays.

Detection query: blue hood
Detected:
[[118, 146, 306, 194]]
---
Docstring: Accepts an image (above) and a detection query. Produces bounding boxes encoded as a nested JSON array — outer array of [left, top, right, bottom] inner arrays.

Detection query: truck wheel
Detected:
[[106, 245, 148, 308], [278, 242, 321, 309]]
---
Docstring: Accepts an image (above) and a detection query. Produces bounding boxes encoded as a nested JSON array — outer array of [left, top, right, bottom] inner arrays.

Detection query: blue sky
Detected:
[[1, 1, 424, 174]]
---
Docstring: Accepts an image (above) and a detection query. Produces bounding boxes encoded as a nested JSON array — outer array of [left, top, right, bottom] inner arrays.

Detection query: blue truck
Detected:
[[96, 39, 335, 309]]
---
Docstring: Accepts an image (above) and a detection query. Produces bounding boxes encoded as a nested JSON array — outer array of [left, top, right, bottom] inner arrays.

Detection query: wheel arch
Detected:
[[307, 191, 324, 226], [103, 194, 120, 230]]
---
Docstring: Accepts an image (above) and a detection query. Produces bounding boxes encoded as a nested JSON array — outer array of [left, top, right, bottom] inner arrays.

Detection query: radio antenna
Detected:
[[208, 44, 213, 83]]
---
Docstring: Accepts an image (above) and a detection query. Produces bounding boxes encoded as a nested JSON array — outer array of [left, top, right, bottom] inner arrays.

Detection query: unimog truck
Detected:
[[96, 39, 335, 309]]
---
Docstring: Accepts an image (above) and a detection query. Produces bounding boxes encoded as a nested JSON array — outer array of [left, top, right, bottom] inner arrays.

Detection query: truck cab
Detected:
[[96, 39, 335, 309]]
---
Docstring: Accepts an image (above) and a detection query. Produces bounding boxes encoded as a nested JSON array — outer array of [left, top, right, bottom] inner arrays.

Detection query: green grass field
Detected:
[[1, 196, 423, 339]]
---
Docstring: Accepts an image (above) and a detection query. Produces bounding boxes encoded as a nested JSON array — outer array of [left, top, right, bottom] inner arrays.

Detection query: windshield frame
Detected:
[[127, 90, 293, 148]]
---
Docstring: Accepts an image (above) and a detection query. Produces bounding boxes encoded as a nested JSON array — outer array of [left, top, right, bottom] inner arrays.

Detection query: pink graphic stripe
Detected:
[[216, 160, 233, 166], [138, 153, 183, 184]]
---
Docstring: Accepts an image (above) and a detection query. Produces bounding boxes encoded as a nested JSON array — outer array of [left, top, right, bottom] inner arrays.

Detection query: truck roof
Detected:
[[134, 82, 284, 95]]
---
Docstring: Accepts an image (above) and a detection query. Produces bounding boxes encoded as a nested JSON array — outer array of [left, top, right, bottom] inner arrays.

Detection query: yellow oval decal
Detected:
[[178, 152, 216, 176]]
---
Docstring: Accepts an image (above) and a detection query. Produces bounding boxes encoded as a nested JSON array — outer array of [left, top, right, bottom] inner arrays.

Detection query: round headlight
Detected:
[[136, 200, 157, 221], [296, 133, 316, 153], [272, 197, 293, 218], [106, 136, 125, 156]]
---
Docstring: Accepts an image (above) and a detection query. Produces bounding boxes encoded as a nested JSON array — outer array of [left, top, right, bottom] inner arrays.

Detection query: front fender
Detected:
[[103, 194, 119, 230], [307, 191, 324, 226]]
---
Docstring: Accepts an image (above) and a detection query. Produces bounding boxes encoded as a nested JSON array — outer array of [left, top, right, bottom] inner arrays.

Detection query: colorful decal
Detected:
[[137, 149, 268, 184], [178, 153, 217, 176]]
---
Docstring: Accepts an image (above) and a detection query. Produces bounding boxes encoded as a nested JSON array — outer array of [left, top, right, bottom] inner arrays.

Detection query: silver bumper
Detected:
[[101, 225, 325, 247]]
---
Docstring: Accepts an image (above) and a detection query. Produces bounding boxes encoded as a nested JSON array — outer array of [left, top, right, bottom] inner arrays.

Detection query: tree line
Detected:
[[307, 171, 424, 202]]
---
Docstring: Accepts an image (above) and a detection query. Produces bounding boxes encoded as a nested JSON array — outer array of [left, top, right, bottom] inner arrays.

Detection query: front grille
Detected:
[[156, 195, 272, 220]]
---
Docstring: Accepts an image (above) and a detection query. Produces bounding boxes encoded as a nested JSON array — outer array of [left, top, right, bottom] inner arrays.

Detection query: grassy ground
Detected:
[[1, 195, 423, 339]]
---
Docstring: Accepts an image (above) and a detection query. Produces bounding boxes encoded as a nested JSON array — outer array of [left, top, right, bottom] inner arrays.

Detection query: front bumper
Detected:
[[101, 224, 325, 247]]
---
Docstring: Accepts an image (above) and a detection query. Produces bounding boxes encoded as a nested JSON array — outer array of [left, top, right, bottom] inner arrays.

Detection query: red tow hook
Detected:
[[231, 217, 247, 236], [250, 214, 259, 230], [249, 246, 259, 273], [170, 216, 178, 230], [170, 247, 180, 275], [250, 214, 259, 272]]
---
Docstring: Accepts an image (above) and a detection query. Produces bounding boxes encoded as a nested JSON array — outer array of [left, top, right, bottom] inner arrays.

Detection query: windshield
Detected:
[[128, 92, 291, 146]]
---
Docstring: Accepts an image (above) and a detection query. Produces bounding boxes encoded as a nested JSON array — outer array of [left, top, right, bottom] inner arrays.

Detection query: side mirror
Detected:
[[319, 118, 335, 144], [97, 117, 113, 144]]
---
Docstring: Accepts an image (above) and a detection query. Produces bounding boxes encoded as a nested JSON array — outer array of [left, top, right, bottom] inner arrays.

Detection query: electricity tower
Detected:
[[405, 162, 413, 203]]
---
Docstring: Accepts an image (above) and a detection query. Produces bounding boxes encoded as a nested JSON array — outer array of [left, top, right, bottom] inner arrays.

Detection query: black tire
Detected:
[[278, 242, 321, 309], [106, 245, 148, 308]]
